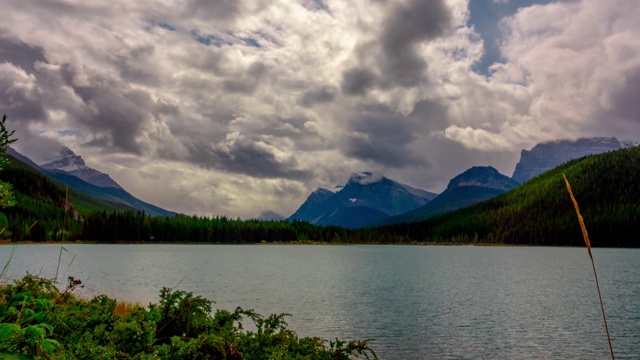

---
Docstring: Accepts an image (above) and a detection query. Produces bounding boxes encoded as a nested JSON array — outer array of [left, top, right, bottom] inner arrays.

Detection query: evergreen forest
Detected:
[[1, 130, 639, 247]]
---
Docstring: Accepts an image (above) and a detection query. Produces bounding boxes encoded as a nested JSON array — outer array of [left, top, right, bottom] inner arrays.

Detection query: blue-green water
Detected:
[[1, 245, 638, 359]]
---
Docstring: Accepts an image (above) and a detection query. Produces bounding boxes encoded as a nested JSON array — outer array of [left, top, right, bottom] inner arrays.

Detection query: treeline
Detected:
[[2, 144, 640, 247], [0, 161, 358, 244], [356, 145, 640, 247], [80, 211, 354, 244], [0, 165, 83, 242]]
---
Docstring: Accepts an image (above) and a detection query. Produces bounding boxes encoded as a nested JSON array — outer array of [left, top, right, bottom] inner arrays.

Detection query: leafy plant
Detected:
[[0, 114, 17, 241], [0, 274, 378, 359]]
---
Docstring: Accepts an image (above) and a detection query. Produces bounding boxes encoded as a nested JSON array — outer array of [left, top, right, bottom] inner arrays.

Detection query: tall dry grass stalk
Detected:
[[563, 174, 614, 360]]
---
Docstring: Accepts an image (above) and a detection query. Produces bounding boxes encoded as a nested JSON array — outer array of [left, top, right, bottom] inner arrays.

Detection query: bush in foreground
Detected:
[[0, 274, 376, 359]]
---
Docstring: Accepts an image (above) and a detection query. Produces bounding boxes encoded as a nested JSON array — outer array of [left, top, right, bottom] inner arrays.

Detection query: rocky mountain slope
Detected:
[[40, 147, 122, 189], [289, 172, 436, 228], [10, 147, 175, 216], [377, 166, 518, 225], [368, 146, 640, 247], [512, 137, 634, 183]]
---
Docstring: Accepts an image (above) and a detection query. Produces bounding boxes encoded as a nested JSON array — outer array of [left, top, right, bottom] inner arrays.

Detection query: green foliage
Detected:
[[0, 274, 377, 359], [0, 274, 61, 358], [4, 106, 637, 247], [0, 114, 17, 211], [359, 145, 640, 247], [0, 151, 358, 243], [78, 211, 356, 244]]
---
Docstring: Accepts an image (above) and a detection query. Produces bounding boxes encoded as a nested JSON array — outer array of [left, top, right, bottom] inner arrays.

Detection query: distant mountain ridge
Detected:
[[289, 172, 436, 228], [368, 146, 640, 247], [10, 147, 175, 216], [377, 166, 518, 225], [512, 137, 635, 183], [40, 147, 122, 189], [7, 147, 42, 170]]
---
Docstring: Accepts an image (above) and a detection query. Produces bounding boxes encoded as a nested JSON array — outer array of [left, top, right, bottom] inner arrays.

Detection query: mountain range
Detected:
[[289, 137, 636, 228], [6, 136, 635, 228], [366, 145, 640, 247], [511, 137, 635, 183], [289, 172, 437, 228], [40, 147, 123, 189], [8, 147, 175, 216], [376, 166, 519, 226]]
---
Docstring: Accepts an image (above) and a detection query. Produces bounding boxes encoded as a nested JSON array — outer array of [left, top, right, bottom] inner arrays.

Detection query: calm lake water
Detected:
[[1, 244, 638, 359]]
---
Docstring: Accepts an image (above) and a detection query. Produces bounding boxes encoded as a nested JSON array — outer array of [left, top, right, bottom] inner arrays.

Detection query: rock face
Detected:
[[32, 147, 175, 216], [447, 166, 520, 191], [40, 147, 123, 189], [377, 166, 518, 225], [289, 172, 436, 229], [512, 138, 635, 183]]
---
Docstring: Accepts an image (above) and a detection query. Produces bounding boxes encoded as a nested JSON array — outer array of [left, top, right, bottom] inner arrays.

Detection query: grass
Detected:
[[564, 174, 614, 359]]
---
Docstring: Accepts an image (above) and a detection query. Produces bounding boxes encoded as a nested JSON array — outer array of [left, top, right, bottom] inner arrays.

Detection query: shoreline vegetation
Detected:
[[0, 274, 378, 359]]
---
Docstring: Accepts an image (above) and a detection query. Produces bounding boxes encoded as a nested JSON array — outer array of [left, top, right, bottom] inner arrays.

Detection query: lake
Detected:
[[1, 244, 638, 359]]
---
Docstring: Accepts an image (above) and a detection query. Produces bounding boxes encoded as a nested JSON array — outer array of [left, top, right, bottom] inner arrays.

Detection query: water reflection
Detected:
[[1, 244, 638, 359]]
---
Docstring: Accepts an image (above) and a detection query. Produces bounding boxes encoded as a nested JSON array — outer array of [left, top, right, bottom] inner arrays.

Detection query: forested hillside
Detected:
[[0, 158, 132, 241], [2, 139, 638, 247], [356, 146, 640, 247], [0, 155, 352, 243]]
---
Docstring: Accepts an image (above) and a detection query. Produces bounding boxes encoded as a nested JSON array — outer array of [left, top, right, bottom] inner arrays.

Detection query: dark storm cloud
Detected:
[[58, 63, 155, 154], [0, 66, 45, 123], [0, 35, 47, 74], [409, 98, 451, 132], [340, 98, 454, 169], [187, 138, 313, 180], [299, 85, 337, 107], [0, 78, 45, 123], [379, 0, 453, 87], [0, 35, 47, 125], [586, 66, 640, 138], [341, 106, 427, 167], [223, 61, 269, 94], [609, 67, 640, 123], [341, 67, 377, 95], [339, 0, 454, 93], [111, 44, 161, 86], [79, 88, 152, 154]]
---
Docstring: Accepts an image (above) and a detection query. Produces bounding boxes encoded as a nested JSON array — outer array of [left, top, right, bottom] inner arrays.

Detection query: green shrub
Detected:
[[0, 274, 377, 359]]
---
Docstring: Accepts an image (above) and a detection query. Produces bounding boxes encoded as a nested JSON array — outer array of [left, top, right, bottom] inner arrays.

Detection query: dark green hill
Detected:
[[0, 156, 133, 241], [44, 170, 175, 216], [359, 146, 640, 247]]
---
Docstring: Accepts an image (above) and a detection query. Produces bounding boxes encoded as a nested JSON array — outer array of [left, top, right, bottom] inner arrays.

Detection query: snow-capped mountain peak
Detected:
[[289, 171, 437, 228], [40, 147, 122, 189], [42, 147, 90, 173]]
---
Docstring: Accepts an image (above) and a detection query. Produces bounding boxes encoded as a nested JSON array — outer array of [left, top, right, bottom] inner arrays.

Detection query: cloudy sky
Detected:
[[1, 0, 639, 218]]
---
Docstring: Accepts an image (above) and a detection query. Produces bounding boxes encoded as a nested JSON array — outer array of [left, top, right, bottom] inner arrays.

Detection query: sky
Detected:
[[1, 0, 639, 218]]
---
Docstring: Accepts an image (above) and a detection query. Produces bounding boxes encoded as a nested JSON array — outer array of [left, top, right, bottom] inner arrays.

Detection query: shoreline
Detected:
[[0, 239, 589, 248]]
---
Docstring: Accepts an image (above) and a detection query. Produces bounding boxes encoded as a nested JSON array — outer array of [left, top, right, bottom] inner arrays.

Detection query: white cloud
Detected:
[[1, 0, 639, 217]]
